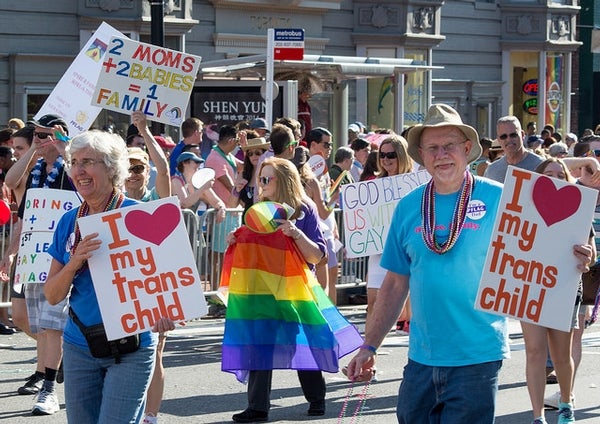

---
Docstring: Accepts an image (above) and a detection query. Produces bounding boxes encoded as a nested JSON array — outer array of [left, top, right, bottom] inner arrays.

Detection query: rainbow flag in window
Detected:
[[219, 227, 363, 383]]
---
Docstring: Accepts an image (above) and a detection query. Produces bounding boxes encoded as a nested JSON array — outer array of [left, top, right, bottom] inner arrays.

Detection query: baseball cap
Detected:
[[126, 124, 140, 142], [154, 136, 176, 149], [176, 151, 204, 165], [27, 114, 69, 135], [127, 147, 149, 165], [348, 124, 360, 133], [250, 118, 269, 131]]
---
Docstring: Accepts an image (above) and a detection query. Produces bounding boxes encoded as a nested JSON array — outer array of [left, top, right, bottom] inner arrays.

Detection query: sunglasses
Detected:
[[320, 141, 333, 148], [246, 150, 264, 157], [379, 151, 398, 159], [259, 176, 276, 185], [128, 164, 146, 174], [34, 132, 53, 140], [498, 132, 519, 140]]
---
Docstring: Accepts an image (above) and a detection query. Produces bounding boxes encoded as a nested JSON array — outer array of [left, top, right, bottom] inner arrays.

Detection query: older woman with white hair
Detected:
[[43, 130, 173, 424]]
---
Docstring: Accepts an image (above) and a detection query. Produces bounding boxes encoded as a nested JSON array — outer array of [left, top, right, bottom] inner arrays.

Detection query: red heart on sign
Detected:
[[124, 203, 180, 245], [531, 176, 581, 227]]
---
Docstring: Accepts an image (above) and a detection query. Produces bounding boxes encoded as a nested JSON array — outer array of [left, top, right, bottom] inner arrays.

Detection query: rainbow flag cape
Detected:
[[219, 227, 363, 383]]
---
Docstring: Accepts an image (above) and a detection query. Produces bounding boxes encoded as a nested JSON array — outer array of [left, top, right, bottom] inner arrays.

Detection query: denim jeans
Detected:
[[63, 341, 156, 424], [397, 359, 502, 424]]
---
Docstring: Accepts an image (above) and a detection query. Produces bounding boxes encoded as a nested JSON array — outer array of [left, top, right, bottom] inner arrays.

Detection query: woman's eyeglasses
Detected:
[[128, 164, 146, 174], [259, 176, 276, 185], [246, 150, 264, 157], [69, 158, 100, 170], [379, 151, 398, 159]]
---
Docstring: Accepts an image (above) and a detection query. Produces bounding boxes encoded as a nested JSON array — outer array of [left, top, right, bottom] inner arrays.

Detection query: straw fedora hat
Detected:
[[241, 137, 271, 151], [406, 104, 481, 166]]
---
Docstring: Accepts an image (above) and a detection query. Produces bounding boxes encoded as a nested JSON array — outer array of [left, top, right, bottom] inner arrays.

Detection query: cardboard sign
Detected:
[[92, 37, 202, 126], [78, 197, 208, 340], [340, 170, 431, 258], [34, 22, 125, 136], [475, 166, 597, 331], [15, 189, 82, 288]]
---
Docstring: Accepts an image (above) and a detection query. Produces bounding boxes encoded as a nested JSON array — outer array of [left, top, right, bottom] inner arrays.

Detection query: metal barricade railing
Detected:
[[0, 213, 18, 312], [181, 207, 367, 298]]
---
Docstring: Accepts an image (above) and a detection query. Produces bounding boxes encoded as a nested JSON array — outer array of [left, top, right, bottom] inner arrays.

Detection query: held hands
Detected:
[[574, 244, 594, 273], [346, 349, 376, 382], [275, 219, 302, 240], [71, 232, 101, 269]]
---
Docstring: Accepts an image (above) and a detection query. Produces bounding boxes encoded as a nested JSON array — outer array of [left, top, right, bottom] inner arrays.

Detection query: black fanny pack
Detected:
[[69, 308, 139, 364]]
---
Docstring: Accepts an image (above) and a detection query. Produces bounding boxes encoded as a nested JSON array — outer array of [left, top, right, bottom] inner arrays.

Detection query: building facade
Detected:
[[0, 0, 591, 140]]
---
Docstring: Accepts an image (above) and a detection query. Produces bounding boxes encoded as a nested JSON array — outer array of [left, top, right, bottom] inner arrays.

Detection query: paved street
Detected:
[[1, 305, 599, 423]]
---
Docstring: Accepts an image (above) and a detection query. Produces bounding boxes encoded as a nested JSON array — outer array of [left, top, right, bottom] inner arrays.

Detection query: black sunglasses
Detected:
[[128, 164, 146, 174], [379, 151, 398, 159], [34, 132, 52, 140], [498, 132, 519, 140]]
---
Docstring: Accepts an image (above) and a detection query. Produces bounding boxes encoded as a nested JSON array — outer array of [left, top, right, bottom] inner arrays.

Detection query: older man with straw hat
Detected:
[[346, 104, 594, 424]]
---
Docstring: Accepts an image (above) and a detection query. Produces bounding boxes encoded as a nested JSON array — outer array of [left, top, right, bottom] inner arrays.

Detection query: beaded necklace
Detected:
[[70, 189, 124, 258], [421, 170, 474, 254], [31, 156, 64, 188], [337, 380, 370, 423]]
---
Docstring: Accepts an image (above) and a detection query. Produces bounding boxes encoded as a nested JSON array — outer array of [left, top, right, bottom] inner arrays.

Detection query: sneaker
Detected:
[[307, 401, 325, 416], [545, 391, 575, 410], [557, 403, 575, 424], [31, 387, 60, 415], [532, 419, 547, 424], [17, 373, 44, 395], [232, 408, 268, 423], [143, 413, 158, 424]]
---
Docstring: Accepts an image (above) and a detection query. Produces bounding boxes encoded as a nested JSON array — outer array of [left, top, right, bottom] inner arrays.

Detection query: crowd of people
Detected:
[[0, 104, 599, 424]]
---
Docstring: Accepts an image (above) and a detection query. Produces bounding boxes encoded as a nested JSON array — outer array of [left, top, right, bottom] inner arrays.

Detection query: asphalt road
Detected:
[[1, 305, 599, 423]]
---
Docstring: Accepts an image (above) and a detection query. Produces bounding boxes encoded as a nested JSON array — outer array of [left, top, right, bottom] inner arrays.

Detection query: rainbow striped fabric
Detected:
[[219, 227, 363, 383]]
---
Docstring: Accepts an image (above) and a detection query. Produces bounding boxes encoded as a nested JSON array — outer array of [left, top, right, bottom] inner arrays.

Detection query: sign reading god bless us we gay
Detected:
[[475, 166, 596, 331], [78, 197, 207, 341], [92, 37, 201, 126]]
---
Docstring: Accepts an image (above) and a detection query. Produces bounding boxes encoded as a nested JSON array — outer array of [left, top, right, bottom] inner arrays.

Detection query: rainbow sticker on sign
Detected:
[[244, 201, 295, 234]]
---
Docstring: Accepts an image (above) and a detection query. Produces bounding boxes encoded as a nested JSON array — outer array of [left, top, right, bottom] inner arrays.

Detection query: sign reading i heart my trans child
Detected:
[[341, 170, 431, 258], [475, 166, 597, 332], [78, 197, 208, 341], [92, 37, 202, 126]]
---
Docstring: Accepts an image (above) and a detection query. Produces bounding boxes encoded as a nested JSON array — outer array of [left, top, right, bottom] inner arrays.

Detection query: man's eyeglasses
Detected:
[[128, 164, 146, 174], [34, 132, 53, 140], [498, 132, 519, 140], [379, 151, 398, 159], [259, 176, 276, 185], [421, 141, 467, 156], [69, 158, 101, 170]]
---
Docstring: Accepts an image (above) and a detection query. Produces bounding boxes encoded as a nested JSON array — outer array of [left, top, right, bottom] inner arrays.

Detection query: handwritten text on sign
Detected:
[[92, 37, 202, 126], [79, 197, 207, 340], [475, 166, 596, 331], [15, 189, 81, 288], [341, 170, 431, 258]]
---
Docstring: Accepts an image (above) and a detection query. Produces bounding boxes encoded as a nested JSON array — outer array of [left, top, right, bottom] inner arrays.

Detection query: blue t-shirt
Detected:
[[47, 197, 157, 349], [169, 141, 185, 176], [381, 176, 510, 366]]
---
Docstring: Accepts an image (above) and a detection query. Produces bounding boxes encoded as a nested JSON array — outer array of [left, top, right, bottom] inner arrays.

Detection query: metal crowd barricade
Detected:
[[181, 207, 367, 300], [0, 214, 17, 314]]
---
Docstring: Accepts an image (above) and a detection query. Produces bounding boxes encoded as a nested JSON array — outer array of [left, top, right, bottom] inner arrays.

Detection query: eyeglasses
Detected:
[[128, 164, 146, 174], [259, 176, 276, 186], [498, 132, 520, 140], [379, 151, 398, 159], [246, 150, 264, 157], [421, 140, 467, 156], [320, 141, 333, 149], [34, 132, 53, 140], [69, 158, 101, 170]]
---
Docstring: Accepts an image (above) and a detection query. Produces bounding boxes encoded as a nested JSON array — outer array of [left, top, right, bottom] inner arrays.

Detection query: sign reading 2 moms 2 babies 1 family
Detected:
[[92, 37, 202, 127], [78, 197, 208, 341], [475, 166, 597, 332], [15, 189, 82, 290], [341, 170, 431, 258]]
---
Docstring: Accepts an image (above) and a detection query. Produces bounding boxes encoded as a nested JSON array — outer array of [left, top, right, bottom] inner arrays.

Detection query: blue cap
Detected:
[[176, 152, 204, 165]]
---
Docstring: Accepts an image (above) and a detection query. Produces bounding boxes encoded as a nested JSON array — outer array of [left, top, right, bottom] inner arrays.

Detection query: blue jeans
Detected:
[[63, 341, 155, 424], [397, 359, 502, 424]]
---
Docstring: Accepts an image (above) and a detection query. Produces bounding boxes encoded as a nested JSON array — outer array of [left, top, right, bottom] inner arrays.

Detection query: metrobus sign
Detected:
[[273, 28, 304, 61]]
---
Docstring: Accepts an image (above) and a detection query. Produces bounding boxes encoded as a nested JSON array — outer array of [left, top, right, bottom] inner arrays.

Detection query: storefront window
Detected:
[[545, 52, 567, 135], [509, 51, 538, 130], [404, 50, 428, 128]]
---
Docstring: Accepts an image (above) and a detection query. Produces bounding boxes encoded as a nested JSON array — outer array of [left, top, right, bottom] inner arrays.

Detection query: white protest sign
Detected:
[[92, 37, 202, 126], [78, 197, 208, 340], [475, 166, 597, 331], [341, 170, 431, 258], [34, 22, 125, 136], [15, 189, 82, 287]]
